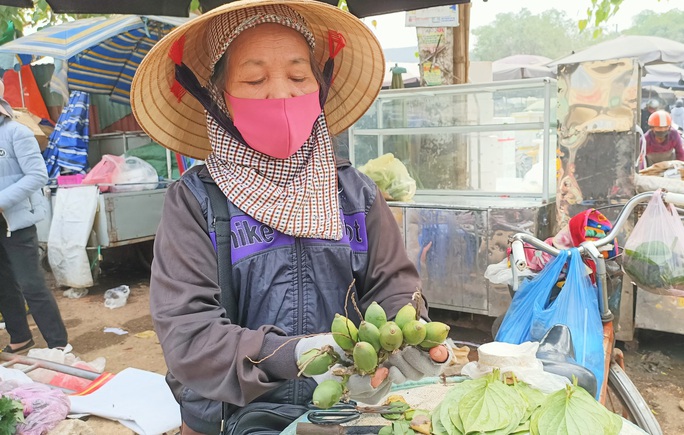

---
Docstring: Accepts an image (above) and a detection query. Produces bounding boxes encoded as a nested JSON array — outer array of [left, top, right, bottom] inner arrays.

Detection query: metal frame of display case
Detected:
[[349, 77, 557, 202], [347, 78, 558, 316]]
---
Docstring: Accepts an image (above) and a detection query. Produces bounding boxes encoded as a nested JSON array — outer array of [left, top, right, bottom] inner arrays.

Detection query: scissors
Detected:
[[307, 401, 408, 425]]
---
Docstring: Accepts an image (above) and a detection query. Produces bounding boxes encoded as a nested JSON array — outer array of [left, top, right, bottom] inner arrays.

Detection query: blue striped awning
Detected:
[[0, 16, 145, 60], [68, 20, 175, 104], [0, 15, 186, 105]]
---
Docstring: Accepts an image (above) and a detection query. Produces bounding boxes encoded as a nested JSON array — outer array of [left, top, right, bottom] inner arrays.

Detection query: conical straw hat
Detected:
[[131, 0, 385, 159]]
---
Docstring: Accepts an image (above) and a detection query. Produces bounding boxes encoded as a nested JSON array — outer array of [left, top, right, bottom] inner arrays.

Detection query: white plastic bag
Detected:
[[484, 258, 537, 286], [461, 341, 570, 394], [47, 185, 99, 288], [104, 285, 130, 309], [110, 157, 158, 193]]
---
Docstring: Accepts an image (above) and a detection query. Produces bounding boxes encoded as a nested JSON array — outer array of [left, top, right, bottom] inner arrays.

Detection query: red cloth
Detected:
[[2, 66, 51, 121]]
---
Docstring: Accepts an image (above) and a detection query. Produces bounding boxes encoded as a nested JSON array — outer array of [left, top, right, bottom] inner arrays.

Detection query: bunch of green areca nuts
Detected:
[[298, 301, 451, 409]]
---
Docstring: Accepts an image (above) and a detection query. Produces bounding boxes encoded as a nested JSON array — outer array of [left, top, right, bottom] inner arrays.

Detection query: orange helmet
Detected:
[[648, 110, 672, 128]]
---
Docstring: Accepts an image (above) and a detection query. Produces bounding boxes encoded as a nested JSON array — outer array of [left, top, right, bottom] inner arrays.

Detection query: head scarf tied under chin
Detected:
[[205, 112, 343, 240]]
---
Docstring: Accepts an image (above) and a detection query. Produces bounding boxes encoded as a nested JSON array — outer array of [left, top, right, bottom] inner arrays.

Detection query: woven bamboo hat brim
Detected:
[[131, 0, 385, 160]]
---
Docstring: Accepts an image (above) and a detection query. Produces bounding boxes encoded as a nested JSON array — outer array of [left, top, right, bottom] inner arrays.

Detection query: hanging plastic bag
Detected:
[[622, 190, 684, 297], [484, 258, 536, 286], [358, 153, 416, 202], [82, 155, 124, 193], [530, 248, 604, 399], [495, 250, 569, 344], [110, 156, 159, 193]]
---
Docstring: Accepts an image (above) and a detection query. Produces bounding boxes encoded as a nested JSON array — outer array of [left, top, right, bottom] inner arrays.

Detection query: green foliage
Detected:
[[583, 0, 674, 37], [471, 8, 611, 61], [624, 9, 684, 41], [0, 396, 24, 435], [0, 0, 106, 39]]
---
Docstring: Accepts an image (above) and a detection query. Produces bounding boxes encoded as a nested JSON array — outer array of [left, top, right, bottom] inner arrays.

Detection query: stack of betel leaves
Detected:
[[623, 240, 684, 291], [429, 371, 622, 435], [298, 300, 450, 409]]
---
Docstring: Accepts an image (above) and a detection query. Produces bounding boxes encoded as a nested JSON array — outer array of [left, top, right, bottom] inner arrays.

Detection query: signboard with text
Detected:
[[406, 5, 459, 27]]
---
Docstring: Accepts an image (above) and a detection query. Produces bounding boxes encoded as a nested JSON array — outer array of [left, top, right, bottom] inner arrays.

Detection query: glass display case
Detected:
[[347, 78, 558, 316]]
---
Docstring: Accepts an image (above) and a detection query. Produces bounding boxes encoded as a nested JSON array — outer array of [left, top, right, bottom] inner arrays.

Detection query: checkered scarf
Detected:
[[205, 112, 343, 240]]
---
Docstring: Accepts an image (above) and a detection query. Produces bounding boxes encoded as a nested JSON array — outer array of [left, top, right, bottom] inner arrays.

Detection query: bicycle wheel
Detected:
[[605, 363, 663, 435]]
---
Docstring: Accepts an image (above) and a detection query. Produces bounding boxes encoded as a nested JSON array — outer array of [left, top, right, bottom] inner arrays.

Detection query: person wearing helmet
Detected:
[[645, 110, 684, 165], [641, 98, 661, 133], [672, 99, 684, 130]]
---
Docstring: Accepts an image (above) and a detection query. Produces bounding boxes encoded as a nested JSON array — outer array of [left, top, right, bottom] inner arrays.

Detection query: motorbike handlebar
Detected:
[[510, 191, 666, 266]]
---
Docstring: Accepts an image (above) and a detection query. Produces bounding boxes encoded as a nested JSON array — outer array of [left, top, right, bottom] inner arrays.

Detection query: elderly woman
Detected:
[[131, 1, 449, 434]]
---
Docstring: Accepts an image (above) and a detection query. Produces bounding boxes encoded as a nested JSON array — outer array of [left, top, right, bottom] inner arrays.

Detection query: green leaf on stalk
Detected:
[[457, 374, 526, 433], [532, 383, 622, 435]]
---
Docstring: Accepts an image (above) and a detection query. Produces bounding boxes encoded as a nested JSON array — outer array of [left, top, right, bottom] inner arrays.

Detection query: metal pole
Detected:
[[15, 64, 25, 108], [0, 352, 101, 380], [542, 79, 551, 202], [166, 148, 173, 179]]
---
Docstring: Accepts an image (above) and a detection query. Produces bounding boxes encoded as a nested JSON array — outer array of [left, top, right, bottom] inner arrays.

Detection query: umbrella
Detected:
[[642, 64, 684, 90], [642, 85, 676, 105], [0, 0, 471, 18], [42, 90, 90, 177], [0, 15, 186, 104], [492, 55, 555, 81], [494, 54, 552, 66], [548, 35, 684, 67]]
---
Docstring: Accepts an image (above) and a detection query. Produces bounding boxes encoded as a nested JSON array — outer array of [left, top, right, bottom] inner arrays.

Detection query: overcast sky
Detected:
[[364, 0, 681, 49]]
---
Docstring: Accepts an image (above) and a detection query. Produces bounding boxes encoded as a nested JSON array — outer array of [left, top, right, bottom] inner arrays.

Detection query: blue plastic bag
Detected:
[[531, 248, 604, 399], [495, 250, 569, 344]]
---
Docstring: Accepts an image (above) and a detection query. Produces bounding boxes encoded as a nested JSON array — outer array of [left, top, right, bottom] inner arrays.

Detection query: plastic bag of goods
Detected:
[[81, 154, 124, 193], [358, 153, 416, 202], [622, 189, 684, 297], [111, 156, 159, 193]]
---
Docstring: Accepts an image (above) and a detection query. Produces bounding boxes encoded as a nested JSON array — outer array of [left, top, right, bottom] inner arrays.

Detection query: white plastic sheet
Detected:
[[47, 186, 98, 288], [69, 368, 181, 435], [461, 341, 570, 394]]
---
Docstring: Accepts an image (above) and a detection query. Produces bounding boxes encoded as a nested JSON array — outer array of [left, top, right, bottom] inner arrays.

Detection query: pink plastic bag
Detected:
[[82, 154, 124, 192], [7, 383, 69, 435]]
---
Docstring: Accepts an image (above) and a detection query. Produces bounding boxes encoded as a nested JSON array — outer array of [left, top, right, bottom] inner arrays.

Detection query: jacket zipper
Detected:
[[294, 238, 304, 404]]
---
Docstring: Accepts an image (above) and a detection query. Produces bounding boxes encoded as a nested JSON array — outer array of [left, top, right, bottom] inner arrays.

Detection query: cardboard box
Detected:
[[13, 108, 49, 151]]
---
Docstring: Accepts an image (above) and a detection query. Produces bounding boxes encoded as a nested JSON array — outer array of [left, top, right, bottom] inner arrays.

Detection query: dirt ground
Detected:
[[6, 251, 684, 434]]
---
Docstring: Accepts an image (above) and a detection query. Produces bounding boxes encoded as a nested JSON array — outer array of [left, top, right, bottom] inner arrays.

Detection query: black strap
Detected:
[[203, 181, 238, 322], [202, 181, 235, 435]]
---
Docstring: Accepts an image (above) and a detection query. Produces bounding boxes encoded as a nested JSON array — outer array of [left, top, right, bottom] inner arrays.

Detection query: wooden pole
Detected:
[[453, 3, 471, 188], [452, 3, 471, 85]]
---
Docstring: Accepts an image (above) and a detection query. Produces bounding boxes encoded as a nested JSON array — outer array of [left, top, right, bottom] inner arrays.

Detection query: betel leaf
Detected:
[[532, 383, 622, 435], [512, 420, 531, 434], [391, 420, 415, 435], [512, 380, 547, 420], [442, 399, 464, 435], [431, 404, 449, 435], [442, 378, 485, 434], [457, 374, 527, 434]]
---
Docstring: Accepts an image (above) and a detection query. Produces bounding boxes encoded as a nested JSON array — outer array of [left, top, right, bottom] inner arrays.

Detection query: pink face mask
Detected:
[[225, 90, 322, 159]]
